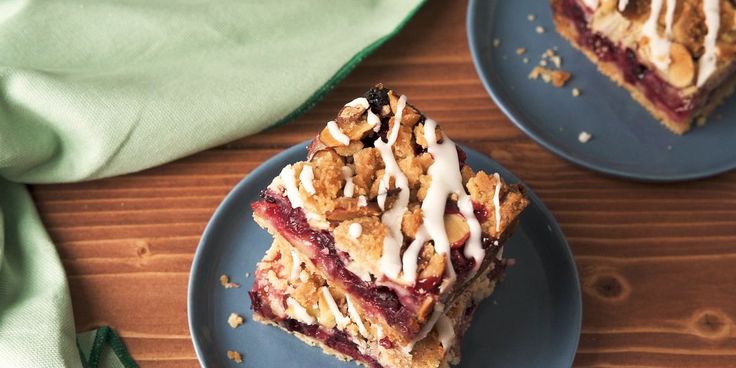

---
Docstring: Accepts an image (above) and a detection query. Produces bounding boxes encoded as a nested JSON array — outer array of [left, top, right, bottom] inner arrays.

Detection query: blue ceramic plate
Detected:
[[188, 142, 581, 367], [467, 0, 736, 182]]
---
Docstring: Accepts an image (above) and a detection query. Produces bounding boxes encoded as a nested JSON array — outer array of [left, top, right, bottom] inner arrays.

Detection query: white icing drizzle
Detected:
[[421, 118, 485, 279], [357, 195, 368, 207], [375, 325, 385, 339], [345, 97, 370, 109], [290, 249, 301, 281], [279, 165, 304, 208], [326, 120, 350, 146], [617, 0, 629, 12], [664, 0, 676, 37], [697, 0, 721, 87], [642, 0, 671, 71], [458, 195, 484, 267], [349, 223, 362, 239], [582, 0, 599, 9], [401, 227, 430, 284], [436, 315, 455, 351], [376, 95, 410, 280], [299, 165, 316, 195], [368, 109, 381, 132], [299, 270, 309, 283], [320, 287, 350, 328], [345, 295, 369, 338], [493, 173, 502, 233], [287, 297, 315, 324], [342, 166, 355, 197]]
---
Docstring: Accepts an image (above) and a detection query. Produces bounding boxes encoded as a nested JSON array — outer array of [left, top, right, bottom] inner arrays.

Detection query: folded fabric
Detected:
[[0, 0, 425, 366]]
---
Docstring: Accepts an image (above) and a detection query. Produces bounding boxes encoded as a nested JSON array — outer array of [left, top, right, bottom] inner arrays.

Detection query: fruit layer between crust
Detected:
[[551, 0, 736, 134], [251, 189, 515, 347], [249, 237, 499, 368]]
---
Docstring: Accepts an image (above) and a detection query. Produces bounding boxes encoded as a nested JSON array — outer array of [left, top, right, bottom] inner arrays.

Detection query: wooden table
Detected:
[[30, 1, 736, 367]]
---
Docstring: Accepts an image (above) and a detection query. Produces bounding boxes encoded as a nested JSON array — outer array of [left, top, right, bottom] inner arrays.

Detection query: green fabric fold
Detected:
[[0, 179, 81, 368], [0, 0, 425, 366]]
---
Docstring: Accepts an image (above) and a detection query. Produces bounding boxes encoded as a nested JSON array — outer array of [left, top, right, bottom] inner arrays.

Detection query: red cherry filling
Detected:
[[557, 0, 706, 125], [282, 318, 383, 368], [252, 190, 506, 339]]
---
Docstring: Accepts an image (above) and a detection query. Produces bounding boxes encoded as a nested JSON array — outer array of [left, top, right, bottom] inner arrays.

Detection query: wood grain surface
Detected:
[[29, 1, 736, 367]]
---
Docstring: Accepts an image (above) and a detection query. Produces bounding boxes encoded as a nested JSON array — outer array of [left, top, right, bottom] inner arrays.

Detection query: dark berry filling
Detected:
[[379, 337, 394, 349], [557, 0, 699, 124], [364, 86, 390, 115], [253, 191, 417, 336], [282, 318, 383, 368], [252, 190, 505, 339]]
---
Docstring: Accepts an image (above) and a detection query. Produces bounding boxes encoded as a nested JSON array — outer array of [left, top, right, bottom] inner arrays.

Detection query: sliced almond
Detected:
[[326, 197, 381, 221], [668, 42, 695, 88], [444, 213, 470, 248], [306, 134, 327, 160]]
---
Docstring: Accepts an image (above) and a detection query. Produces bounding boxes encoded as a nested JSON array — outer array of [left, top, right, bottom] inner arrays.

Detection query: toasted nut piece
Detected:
[[333, 140, 364, 157], [401, 206, 423, 237], [388, 90, 419, 123], [306, 134, 327, 160], [336, 106, 376, 140], [668, 42, 695, 88], [444, 213, 470, 248], [319, 125, 349, 147], [326, 197, 381, 221], [419, 247, 447, 287], [416, 297, 435, 322]]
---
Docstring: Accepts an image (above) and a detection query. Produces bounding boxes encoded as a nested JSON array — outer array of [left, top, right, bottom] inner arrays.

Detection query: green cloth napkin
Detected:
[[0, 0, 425, 366]]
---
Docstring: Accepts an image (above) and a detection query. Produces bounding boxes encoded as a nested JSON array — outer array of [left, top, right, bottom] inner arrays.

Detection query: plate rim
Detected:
[[466, 0, 736, 182], [187, 141, 582, 367]]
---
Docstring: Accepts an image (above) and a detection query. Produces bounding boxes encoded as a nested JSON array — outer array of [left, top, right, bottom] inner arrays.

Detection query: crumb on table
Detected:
[[572, 88, 581, 97], [219, 274, 240, 289], [227, 350, 244, 363], [493, 38, 501, 48], [578, 131, 592, 143], [516, 47, 527, 55], [535, 26, 545, 34], [228, 313, 245, 328], [527, 14, 536, 21]]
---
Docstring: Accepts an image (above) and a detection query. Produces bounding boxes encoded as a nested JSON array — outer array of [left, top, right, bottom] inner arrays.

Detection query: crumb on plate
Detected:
[[578, 131, 592, 143], [572, 88, 581, 97], [493, 38, 501, 48], [527, 14, 536, 21], [219, 274, 240, 289], [516, 47, 527, 55], [535, 26, 545, 34], [228, 313, 245, 328], [227, 350, 244, 363], [528, 66, 571, 87]]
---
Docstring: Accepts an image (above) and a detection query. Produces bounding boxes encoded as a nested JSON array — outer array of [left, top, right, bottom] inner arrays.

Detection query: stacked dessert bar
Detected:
[[249, 85, 528, 367], [552, 0, 736, 134]]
